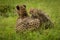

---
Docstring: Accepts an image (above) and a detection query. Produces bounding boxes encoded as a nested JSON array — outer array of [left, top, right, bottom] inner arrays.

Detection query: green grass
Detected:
[[0, 0, 60, 40]]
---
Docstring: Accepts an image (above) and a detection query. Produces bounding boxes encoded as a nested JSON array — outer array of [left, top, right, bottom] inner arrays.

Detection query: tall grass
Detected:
[[0, 0, 60, 40]]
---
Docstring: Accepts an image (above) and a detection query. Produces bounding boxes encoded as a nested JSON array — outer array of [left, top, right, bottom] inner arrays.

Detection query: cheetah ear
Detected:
[[16, 5, 20, 10], [23, 5, 26, 8]]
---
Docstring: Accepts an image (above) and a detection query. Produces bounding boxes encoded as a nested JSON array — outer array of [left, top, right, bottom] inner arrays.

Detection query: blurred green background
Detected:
[[0, 0, 60, 40]]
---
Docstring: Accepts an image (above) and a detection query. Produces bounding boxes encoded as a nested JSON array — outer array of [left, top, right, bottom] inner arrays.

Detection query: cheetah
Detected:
[[29, 8, 54, 29], [16, 5, 40, 33]]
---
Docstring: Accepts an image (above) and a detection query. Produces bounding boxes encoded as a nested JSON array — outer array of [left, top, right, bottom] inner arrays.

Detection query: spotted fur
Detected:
[[16, 5, 40, 32]]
